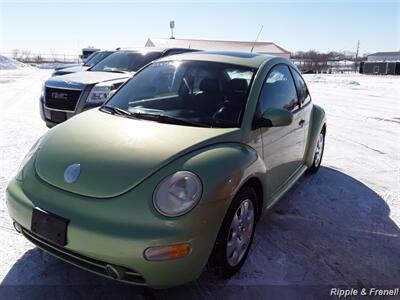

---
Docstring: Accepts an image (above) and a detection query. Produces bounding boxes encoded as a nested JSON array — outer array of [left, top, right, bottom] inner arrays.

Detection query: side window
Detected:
[[259, 65, 299, 113], [290, 67, 311, 105]]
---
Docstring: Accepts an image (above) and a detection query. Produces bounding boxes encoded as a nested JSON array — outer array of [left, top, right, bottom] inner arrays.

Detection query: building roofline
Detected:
[[368, 51, 400, 56], [148, 37, 290, 54]]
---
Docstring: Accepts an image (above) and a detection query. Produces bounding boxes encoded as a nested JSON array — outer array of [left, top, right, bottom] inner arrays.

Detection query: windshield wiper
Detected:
[[131, 111, 211, 128], [101, 106, 210, 127], [100, 106, 136, 118]]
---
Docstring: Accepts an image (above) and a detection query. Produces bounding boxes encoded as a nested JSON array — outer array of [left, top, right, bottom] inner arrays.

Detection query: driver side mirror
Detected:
[[256, 108, 293, 128]]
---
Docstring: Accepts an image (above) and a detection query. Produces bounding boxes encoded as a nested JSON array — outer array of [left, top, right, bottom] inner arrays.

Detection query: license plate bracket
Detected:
[[50, 111, 67, 123], [31, 208, 69, 246]]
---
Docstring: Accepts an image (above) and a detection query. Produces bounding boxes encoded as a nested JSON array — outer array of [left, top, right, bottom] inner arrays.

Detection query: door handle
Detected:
[[299, 119, 305, 127]]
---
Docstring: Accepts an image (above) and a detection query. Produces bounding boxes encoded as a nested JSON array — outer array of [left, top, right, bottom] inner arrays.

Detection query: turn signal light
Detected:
[[144, 243, 191, 261]]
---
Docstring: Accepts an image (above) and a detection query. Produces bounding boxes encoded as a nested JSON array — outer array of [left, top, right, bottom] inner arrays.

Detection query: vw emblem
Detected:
[[64, 164, 81, 183]]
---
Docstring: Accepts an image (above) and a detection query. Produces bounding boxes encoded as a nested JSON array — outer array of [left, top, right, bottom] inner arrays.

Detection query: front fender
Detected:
[[304, 104, 327, 167], [151, 142, 266, 207], [147, 141, 269, 228], [137, 142, 267, 279]]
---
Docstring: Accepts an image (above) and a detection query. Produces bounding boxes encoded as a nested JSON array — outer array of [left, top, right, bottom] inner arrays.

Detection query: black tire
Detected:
[[307, 129, 325, 174], [208, 186, 258, 278]]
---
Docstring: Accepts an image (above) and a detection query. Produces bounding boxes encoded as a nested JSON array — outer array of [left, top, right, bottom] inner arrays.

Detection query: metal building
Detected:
[[360, 51, 400, 75], [145, 38, 290, 58]]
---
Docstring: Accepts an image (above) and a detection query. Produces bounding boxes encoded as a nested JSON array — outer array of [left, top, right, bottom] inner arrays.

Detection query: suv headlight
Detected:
[[153, 171, 202, 217], [40, 83, 45, 98], [16, 136, 44, 180], [87, 83, 114, 104]]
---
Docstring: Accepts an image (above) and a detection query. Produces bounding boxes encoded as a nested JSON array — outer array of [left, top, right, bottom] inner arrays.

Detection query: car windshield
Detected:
[[90, 51, 162, 73], [104, 60, 255, 128], [84, 51, 113, 67]]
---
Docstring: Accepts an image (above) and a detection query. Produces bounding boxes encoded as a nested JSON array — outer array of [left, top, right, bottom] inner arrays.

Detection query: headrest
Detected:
[[229, 78, 248, 92], [199, 78, 219, 94]]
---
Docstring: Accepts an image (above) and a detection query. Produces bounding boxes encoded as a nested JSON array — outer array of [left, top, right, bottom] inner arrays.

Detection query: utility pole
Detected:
[[170, 20, 175, 39], [355, 40, 360, 73]]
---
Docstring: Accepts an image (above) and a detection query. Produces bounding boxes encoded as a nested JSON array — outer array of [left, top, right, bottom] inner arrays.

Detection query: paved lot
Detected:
[[0, 69, 399, 299]]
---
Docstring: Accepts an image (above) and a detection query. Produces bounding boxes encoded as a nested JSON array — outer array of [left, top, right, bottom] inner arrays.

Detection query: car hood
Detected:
[[35, 110, 240, 198], [48, 71, 131, 85], [54, 66, 90, 74], [54, 63, 82, 70]]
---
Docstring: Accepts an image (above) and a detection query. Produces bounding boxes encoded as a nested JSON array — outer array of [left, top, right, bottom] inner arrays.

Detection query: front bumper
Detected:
[[18, 225, 146, 285], [6, 172, 227, 288]]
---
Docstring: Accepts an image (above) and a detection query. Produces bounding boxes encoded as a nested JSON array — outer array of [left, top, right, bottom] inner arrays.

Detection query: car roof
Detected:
[[115, 47, 196, 54], [156, 50, 280, 68]]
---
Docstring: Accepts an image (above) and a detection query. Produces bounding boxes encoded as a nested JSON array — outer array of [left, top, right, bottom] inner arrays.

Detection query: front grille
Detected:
[[21, 227, 146, 286], [45, 87, 82, 111]]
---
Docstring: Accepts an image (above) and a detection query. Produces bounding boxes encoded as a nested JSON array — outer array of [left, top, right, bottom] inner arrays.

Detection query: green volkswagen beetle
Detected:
[[6, 51, 326, 288]]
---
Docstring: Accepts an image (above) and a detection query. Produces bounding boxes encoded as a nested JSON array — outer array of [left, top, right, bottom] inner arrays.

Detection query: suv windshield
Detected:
[[104, 60, 255, 128], [84, 51, 113, 67], [90, 51, 162, 73]]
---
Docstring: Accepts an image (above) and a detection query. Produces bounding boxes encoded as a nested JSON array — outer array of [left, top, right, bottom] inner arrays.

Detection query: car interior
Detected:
[[119, 63, 253, 127]]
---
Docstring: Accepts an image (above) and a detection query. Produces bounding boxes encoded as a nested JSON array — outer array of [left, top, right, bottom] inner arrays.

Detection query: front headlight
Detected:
[[16, 136, 44, 180], [153, 171, 203, 217], [86, 83, 114, 104], [40, 82, 45, 98]]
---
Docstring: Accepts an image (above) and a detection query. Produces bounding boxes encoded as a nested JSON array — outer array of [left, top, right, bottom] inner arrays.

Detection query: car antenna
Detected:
[[250, 25, 263, 53]]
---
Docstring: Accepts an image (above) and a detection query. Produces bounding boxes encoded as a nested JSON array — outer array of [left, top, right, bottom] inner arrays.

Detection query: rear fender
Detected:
[[304, 104, 326, 167]]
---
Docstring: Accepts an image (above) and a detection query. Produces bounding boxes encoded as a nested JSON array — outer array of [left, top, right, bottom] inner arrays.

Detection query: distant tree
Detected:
[[292, 50, 359, 61], [292, 49, 362, 73], [12, 49, 20, 60], [50, 49, 58, 62], [21, 50, 31, 62], [35, 54, 43, 64]]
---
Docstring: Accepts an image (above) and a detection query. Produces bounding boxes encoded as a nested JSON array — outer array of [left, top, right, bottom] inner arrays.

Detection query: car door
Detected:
[[258, 64, 306, 196], [290, 67, 312, 153]]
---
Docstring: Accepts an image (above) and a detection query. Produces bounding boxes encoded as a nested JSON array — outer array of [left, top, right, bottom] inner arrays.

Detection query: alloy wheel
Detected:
[[226, 199, 255, 267], [314, 133, 324, 167]]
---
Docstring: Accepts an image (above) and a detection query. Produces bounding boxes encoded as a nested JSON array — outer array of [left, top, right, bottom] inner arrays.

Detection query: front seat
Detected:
[[213, 78, 249, 123], [194, 78, 223, 116]]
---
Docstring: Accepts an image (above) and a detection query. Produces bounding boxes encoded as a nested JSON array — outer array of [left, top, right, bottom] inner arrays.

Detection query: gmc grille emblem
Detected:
[[51, 92, 68, 100]]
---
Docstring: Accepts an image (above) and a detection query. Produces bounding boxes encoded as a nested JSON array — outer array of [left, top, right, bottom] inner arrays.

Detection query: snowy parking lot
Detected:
[[0, 68, 399, 299]]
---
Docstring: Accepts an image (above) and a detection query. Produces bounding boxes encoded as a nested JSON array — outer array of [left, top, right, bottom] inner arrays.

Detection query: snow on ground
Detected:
[[0, 70, 399, 299], [0, 55, 29, 70]]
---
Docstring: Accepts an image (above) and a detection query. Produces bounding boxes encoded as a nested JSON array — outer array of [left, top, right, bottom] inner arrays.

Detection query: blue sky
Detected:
[[0, 0, 398, 55]]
